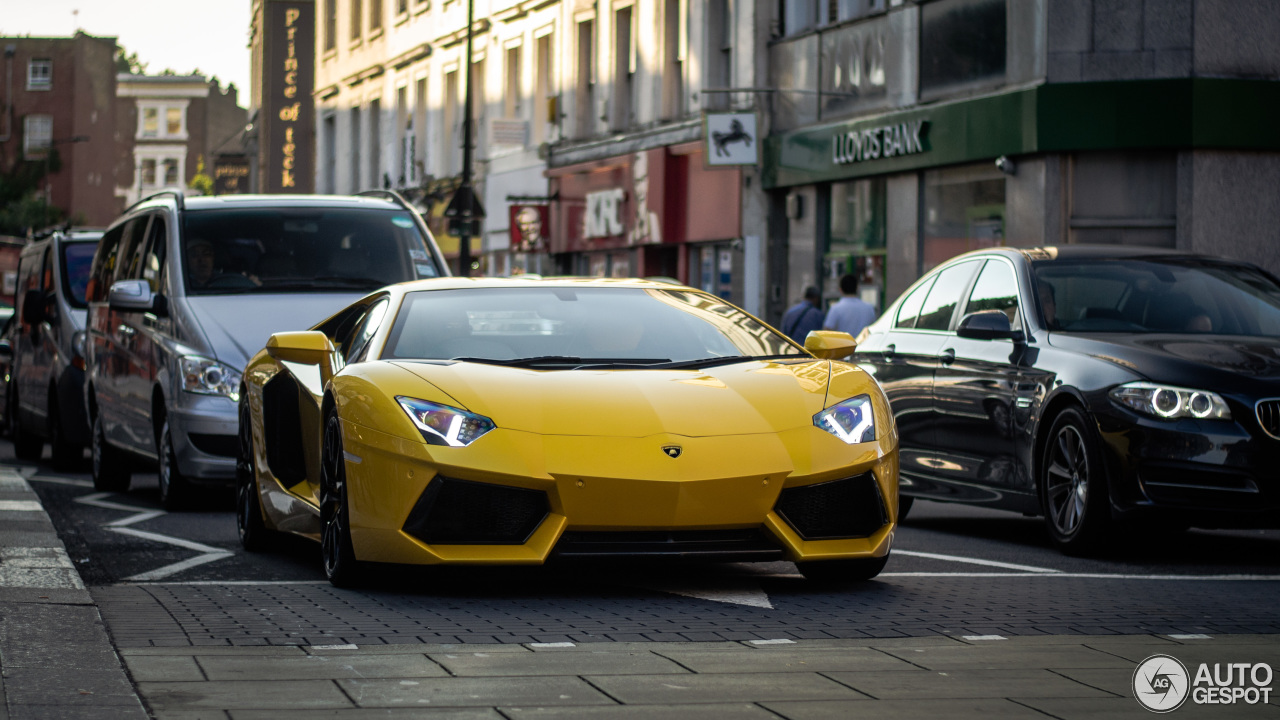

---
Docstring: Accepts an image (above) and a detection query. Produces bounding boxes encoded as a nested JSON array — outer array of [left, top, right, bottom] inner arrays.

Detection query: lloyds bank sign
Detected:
[[832, 119, 928, 165]]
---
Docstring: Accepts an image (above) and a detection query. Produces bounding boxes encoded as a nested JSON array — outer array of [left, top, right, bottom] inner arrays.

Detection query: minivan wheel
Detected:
[[1040, 407, 1111, 556], [47, 392, 80, 471], [11, 393, 44, 462], [91, 413, 131, 492], [157, 419, 189, 511]]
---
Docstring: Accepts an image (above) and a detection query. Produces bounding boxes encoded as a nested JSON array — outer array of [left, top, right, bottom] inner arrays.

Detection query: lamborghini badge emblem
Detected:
[[662, 445, 682, 459]]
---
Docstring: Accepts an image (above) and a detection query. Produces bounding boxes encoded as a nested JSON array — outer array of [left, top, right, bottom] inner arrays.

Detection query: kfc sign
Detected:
[[584, 189, 625, 239]]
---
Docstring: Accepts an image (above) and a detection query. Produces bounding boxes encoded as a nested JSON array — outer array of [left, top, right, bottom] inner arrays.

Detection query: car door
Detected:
[[86, 223, 128, 434], [14, 246, 44, 425], [105, 215, 154, 452], [32, 244, 59, 431], [894, 259, 984, 499], [931, 258, 1036, 500], [117, 213, 170, 454]]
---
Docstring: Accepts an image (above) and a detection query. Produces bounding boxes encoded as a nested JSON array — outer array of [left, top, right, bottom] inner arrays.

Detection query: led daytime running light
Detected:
[[813, 394, 876, 445], [396, 396, 495, 447]]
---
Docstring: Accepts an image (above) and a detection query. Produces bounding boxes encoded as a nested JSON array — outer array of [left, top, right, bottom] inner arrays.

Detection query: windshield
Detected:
[[61, 241, 97, 308], [1034, 258, 1280, 336], [180, 208, 441, 295], [383, 287, 804, 366]]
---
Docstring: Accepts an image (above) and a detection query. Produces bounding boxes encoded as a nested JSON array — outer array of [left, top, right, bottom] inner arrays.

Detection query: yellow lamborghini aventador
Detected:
[[236, 277, 900, 586]]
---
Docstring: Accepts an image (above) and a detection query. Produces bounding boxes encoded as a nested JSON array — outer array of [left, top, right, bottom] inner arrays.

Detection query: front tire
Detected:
[[236, 398, 273, 552], [91, 412, 131, 492], [897, 495, 915, 523], [320, 409, 362, 587], [11, 393, 43, 461], [157, 419, 189, 511], [48, 391, 80, 471], [1040, 406, 1111, 555], [797, 554, 890, 583]]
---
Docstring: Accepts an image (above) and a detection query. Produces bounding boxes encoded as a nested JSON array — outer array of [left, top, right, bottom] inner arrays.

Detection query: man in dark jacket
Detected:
[[782, 286, 824, 344]]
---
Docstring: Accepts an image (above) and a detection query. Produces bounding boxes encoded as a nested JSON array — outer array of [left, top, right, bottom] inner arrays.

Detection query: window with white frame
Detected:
[[23, 115, 53, 159], [137, 101, 189, 140], [27, 59, 52, 90], [136, 147, 186, 191]]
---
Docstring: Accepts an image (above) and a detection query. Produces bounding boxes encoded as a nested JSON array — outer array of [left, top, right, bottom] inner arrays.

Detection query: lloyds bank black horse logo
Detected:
[[712, 119, 753, 157]]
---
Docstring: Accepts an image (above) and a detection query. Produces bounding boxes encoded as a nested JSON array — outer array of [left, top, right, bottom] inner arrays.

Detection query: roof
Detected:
[[390, 276, 697, 293], [148, 194, 406, 211]]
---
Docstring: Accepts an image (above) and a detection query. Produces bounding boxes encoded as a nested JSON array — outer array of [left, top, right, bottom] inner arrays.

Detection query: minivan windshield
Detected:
[[61, 241, 97, 308], [1035, 258, 1280, 336], [181, 208, 441, 295], [383, 287, 806, 368]]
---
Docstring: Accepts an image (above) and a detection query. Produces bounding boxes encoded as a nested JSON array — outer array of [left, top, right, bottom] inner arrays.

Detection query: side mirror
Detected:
[[21, 289, 44, 325], [108, 279, 156, 312], [0, 338, 11, 359], [956, 310, 1025, 342], [266, 331, 336, 365], [804, 330, 858, 360]]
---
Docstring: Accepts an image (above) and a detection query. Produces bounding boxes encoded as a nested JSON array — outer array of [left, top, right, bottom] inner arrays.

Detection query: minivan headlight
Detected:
[[814, 394, 877, 444], [1109, 382, 1231, 420], [180, 356, 242, 402]]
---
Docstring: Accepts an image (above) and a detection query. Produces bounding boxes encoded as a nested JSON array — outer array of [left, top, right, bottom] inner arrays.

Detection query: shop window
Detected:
[[922, 163, 1005, 273], [827, 178, 886, 312], [920, 0, 1006, 98], [27, 59, 52, 90]]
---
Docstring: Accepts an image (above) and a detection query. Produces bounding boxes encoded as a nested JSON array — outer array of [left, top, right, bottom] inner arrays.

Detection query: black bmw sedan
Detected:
[[854, 246, 1280, 554]]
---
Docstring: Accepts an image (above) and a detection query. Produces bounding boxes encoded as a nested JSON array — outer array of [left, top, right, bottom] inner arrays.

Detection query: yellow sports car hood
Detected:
[[391, 359, 839, 437]]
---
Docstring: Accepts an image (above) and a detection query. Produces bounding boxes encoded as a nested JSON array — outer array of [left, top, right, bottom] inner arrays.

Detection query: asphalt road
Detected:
[[14, 440, 1280, 648]]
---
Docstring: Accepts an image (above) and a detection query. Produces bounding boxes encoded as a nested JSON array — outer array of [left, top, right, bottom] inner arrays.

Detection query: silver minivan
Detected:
[[9, 228, 100, 468], [85, 191, 447, 508]]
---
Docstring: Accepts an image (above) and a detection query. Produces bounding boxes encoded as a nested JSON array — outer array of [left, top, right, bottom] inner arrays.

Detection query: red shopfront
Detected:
[[547, 142, 742, 297]]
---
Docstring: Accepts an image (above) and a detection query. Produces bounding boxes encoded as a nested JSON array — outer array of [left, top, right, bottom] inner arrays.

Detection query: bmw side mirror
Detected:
[[805, 330, 858, 359], [108, 279, 156, 312], [957, 310, 1025, 343]]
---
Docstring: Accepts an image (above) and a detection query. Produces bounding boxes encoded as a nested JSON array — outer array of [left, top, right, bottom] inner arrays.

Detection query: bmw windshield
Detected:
[[181, 207, 442, 295], [1035, 258, 1280, 335], [383, 287, 806, 367]]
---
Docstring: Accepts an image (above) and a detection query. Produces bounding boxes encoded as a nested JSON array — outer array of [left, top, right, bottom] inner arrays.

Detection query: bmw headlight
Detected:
[[1109, 382, 1231, 420], [396, 396, 495, 447], [180, 356, 241, 402], [814, 394, 876, 444]]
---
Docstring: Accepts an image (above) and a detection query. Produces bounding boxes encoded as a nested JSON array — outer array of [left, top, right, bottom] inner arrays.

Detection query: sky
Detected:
[[2, 0, 253, 99]]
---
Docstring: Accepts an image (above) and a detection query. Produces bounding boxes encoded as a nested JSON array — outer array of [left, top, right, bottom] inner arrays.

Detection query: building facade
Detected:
[[115, 75, 249, 207], [762, 0, 1280, 324], [0, 32, 120, 228]]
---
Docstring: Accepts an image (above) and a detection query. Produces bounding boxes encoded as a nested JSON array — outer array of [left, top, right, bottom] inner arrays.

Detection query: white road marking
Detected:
[[1168, 634, 1212, 639], [311, 644, 359, 650], [27, 475, 95, 488], [894, 549, 1061, 573], [530, 642, 575, 648], [0, 500, 44, 511], [124, 552, 233, 582], [127, 579, 331, 586], [108, 526, 226, 554], [963, 635, 1007, 641], [632, 578, 775, 609], [68, 492, 233, 581], [0, 469, 32, 491], [880, 572, 1280, 580], [749, 639, 796, 645]]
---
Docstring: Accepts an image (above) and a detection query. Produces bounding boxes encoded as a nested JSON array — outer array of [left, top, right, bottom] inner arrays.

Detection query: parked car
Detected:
[[0, 314, 16, 435], [9, 228, 100, 467], [237, 277, 900, 586], [855, 245, 1280, 554], [85, 191, 447, 508]]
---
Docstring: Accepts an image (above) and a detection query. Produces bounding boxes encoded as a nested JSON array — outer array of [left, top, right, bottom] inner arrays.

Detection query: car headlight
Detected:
[[1109, 382, 1231, 420], [814, 394, 876, 444], [396, 396, 495, 447], [180, 356, 241, 402]]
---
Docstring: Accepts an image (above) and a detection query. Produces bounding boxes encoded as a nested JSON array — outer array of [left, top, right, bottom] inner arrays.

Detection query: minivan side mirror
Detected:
[[0, 337, 11, 359], [266, 331, 336, 365], [108, 279, 156, 312], [804, 330, 858, 360], [21, 289, 44, 325], [957, 310, 1025, 342]]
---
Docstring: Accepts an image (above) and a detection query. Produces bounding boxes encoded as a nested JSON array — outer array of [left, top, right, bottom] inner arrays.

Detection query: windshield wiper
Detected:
[[656, 353, 811, 370], [450, 355, 673, 369]]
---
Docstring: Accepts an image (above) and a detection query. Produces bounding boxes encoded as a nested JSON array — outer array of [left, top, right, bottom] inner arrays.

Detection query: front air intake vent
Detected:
[[775, 473, 888, 540], [403, 477, 549, 545]]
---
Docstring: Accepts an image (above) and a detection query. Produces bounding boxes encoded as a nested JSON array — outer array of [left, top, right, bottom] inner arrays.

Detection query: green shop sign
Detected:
[[765, 78, 1280, 188]]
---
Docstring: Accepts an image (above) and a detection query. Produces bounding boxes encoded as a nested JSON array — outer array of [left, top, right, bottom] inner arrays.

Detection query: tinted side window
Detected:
[[963, 260, 1021, 327], [87, 226, 124, 303], [120, 215, 154, 282], [894, 277, 936, 329], [140, 216, 167, 291], [915, 260, 981, 331]]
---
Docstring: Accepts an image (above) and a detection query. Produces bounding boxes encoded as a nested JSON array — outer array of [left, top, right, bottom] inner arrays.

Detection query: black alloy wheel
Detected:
[[1040, 406, 1111, 555], [320, 409, 362, 587], [236, 397, 272, 551], [11, 391, 44, 461], [796, 554, 890, 583], [897, 495, 915, 523], [157, 419, 189, 511], [91, 411, 131, 492]]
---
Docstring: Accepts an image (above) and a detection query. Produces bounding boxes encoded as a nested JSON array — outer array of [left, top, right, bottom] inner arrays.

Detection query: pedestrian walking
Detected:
[[823, 273, 878, 337], [781, 286, 824, 343]]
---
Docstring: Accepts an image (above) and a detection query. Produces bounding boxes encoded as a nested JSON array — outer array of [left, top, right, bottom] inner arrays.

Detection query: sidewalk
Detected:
[[4, 462, 1280, 719], [0, 465, 147, 719]]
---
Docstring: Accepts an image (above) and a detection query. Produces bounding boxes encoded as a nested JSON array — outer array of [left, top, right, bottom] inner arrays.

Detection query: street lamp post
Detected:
[[443, 0, 485, 277], [43, 135, 90, 206]]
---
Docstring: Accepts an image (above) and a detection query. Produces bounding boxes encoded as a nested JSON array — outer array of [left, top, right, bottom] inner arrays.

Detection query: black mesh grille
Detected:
[[553, 529, 783, 560], [403, 477, 549, 545], [775, 474, 888, 540], [189, 433, 237, 458], [1257, 400, 1280, 440]]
